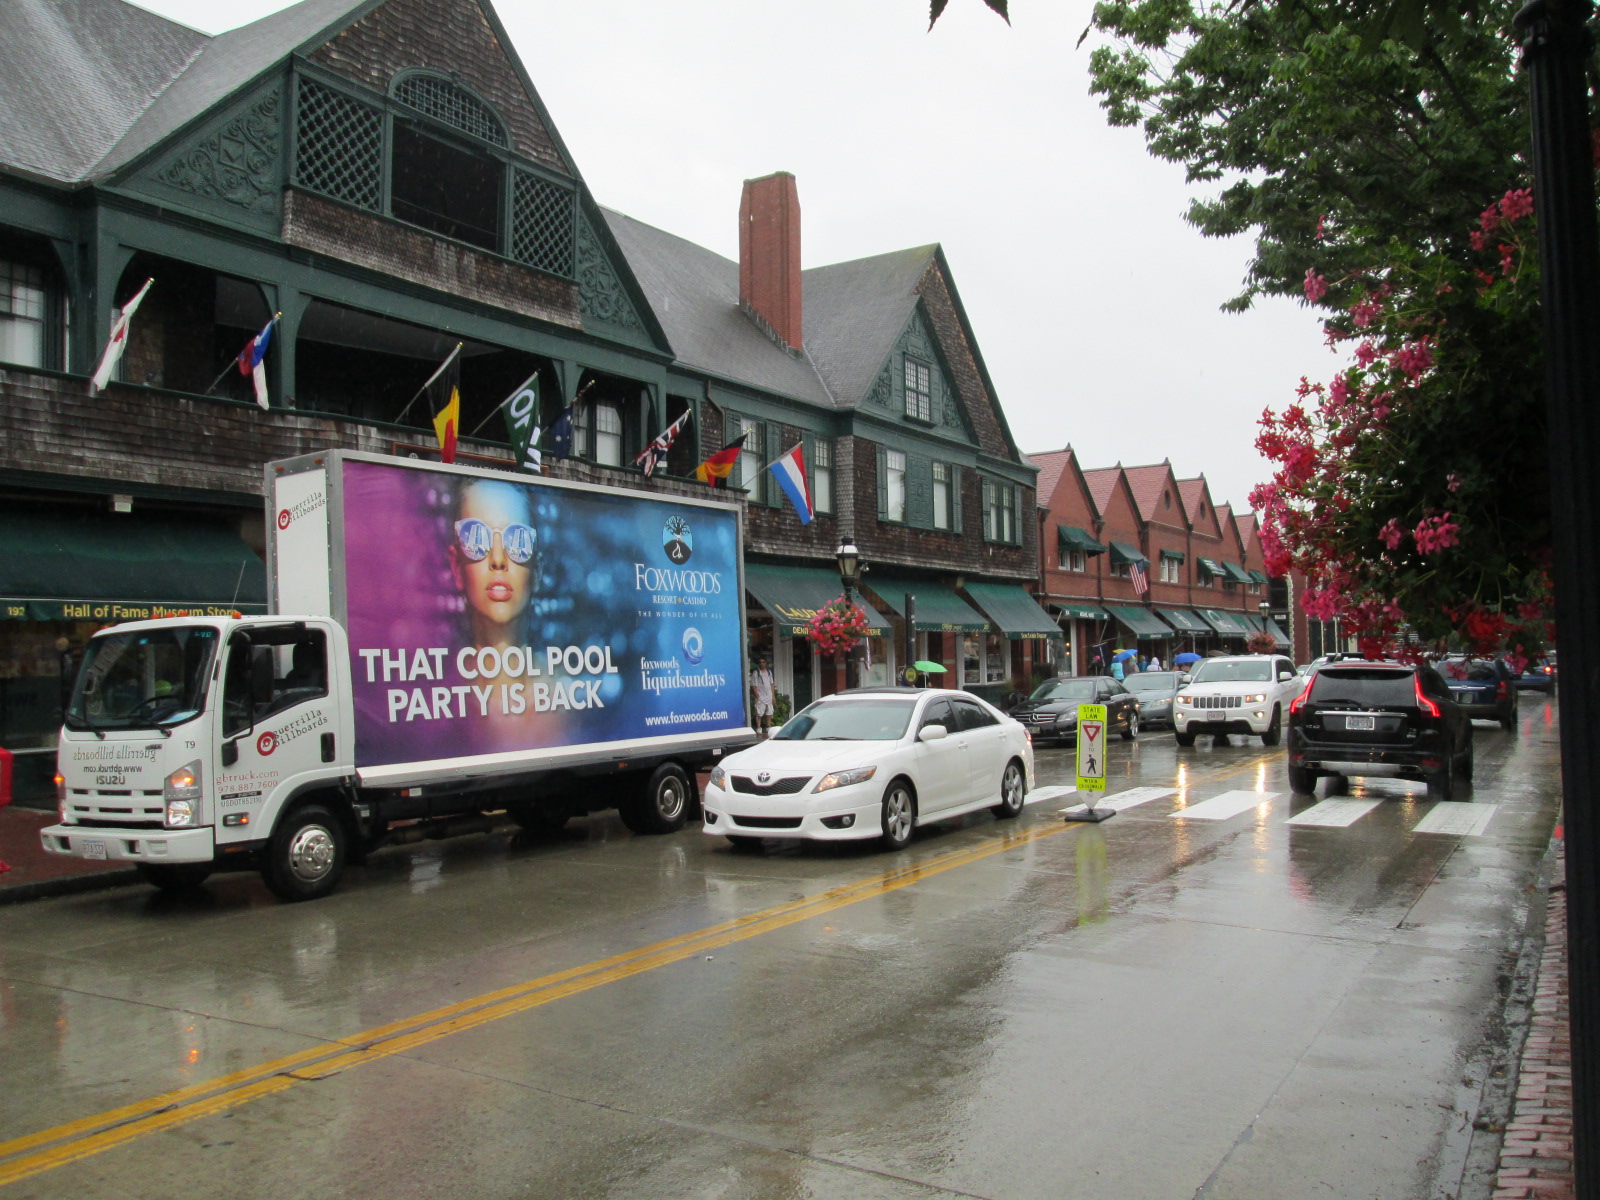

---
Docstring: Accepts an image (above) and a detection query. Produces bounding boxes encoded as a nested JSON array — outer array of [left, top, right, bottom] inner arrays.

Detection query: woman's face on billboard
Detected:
[[451, 481, 534, 635]]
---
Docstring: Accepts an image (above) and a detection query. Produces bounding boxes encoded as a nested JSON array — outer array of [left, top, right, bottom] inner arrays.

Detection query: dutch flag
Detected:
[[765, 443, 814, 525]]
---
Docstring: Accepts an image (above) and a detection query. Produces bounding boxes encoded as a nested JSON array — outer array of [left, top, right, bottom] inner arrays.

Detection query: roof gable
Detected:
[[1121, 461, 1184, 528], [1214, 503, 1245, 557], [1178, 476, 1223, 539], [803, 246, 934, 408]]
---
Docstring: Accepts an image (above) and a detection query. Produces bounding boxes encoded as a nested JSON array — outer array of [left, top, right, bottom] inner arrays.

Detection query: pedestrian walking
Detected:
[[749, 655, 776, 737], [1149, 653, 1163, 671]]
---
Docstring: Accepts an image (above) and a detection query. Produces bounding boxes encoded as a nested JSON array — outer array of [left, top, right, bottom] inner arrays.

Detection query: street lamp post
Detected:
[[836, 541, 861, 690]]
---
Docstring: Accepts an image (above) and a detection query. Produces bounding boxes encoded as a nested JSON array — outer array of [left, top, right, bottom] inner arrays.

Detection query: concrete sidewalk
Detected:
[[0, 803, 139, 904]]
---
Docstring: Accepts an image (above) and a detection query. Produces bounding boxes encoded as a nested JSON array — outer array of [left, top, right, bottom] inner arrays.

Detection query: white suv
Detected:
[[1173, 654, 1301, 747]]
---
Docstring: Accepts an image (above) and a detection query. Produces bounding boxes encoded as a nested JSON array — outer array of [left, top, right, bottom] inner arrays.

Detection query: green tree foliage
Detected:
[[1087, 0, 1529, 311]]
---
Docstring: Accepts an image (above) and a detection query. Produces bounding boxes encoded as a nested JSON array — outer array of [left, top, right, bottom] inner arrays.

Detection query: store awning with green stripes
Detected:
[[867, 575, 990, 632], [1160, 549, 1186, 562], [1108, 541, 1147, 566], [745, 563, 891, 637], [1240, 613, 1266, 633], [1050, 601, 1109, 621], [1263, 616, 1292, 648], [962, 583, 1062, 640], [1157, 608, 1210, 634], [1106, 605, 1174, 639], [1222, 561, 1254, 585], [1057, 525, 1106, 555], [0, 507, 267, 621], [1248, 569, 1268, 584], [1197, 557, 1225, 577], [1195, 608, 1249, 636]]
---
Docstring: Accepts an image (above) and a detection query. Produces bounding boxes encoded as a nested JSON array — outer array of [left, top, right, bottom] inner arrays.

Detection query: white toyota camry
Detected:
[[702, 687, 1035, 851]]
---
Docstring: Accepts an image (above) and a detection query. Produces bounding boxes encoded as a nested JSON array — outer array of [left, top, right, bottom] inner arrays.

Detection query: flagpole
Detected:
[[205, 312, 281, 398], [394, 342, 463, 427]]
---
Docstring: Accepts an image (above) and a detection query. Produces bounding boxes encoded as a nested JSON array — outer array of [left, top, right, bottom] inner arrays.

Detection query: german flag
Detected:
[[694, 432, 749, 488]]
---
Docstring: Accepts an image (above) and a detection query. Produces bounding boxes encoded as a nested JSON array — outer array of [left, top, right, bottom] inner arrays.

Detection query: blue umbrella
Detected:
[[1174, 651, 1203, 665], [1113, 649, 1137, 663]]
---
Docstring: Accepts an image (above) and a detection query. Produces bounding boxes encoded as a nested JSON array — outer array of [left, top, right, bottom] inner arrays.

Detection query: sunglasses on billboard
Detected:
[[454, 519, 536, 564]]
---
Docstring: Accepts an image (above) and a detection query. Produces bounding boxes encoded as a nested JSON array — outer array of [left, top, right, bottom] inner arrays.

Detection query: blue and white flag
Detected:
[[236, 313, 279, 409], [765, 443, 813, 525]]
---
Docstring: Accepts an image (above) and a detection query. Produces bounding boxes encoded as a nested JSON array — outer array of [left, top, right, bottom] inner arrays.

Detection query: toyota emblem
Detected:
[[757, 771, 771, 784]]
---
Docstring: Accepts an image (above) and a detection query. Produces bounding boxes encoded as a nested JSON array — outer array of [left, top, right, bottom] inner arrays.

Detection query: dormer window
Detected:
[[904, 357, 932, 422]]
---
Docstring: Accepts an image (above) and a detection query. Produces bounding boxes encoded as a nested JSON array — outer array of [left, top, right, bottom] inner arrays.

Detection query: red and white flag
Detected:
[[90, 278, 154, 393]]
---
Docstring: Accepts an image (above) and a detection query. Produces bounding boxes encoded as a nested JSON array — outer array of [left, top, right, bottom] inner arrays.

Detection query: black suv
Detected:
[[1286, 659, 1472, 799]]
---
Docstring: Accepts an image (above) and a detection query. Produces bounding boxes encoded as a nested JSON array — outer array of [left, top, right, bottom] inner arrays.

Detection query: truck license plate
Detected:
[[1345, 715, 1375, 731], [82, 840, 108, 860]]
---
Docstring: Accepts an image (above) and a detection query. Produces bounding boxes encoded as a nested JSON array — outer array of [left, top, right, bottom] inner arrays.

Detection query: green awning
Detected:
[[962, 583, 1062, 640], [1240, 613, 1266, 633], [1195, 608, 1249, 636], [0, 507, 267, 621], [1263, 617, 1291, 648], [867, 575, 990, 633], [1159, 549, 1186, 562], [1197, 557, 1225, 577], [1057, 525, 1106, 555], [1157, 608, 1210, 634], [1050, 601, 1109, 621], [1248, 569, 1268, 584], [1222, 561, 1254, 585], [1108, 541, 1148, 566], [745, 563, 891, 637], [1106, 605, 1174, 639]]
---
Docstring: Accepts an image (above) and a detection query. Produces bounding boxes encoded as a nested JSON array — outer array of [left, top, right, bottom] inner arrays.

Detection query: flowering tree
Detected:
[[1252, 188, 1554, 658], [804, 596, 873, 656]]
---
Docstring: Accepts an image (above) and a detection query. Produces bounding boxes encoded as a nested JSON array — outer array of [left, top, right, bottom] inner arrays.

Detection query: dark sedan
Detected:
[[1121, 670, 1183, 730], [1514, 656, 1557, 693], [1007, 676, 1141, 744]]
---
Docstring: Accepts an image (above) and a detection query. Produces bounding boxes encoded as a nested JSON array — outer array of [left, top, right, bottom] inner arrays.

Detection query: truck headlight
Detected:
[[1244, 693, 1267, 704], [1177, 696, 1193, 706], [165, 760, 203, 828], [814, 766, 877, 793], [708, 766, 727, 790]]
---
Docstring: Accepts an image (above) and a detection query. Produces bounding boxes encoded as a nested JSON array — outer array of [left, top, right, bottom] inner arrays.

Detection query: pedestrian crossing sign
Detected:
[[1076, 704, 1107, 791]]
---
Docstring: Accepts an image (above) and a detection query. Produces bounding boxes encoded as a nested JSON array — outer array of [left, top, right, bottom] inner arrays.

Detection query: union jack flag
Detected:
[[1129, 559, 1150, 595], [635, 409, 692, 477]]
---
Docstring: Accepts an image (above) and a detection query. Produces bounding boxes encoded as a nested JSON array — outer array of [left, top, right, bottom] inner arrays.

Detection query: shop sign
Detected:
[[0, 600, 268, 621]]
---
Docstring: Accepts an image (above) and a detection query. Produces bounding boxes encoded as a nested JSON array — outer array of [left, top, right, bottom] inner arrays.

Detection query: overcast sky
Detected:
[[135, 0, 1336, 512]]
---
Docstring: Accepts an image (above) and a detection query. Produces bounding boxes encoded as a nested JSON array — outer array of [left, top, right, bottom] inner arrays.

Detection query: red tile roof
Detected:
[[1026, 448, 1074, 506], [1121, 462, 1176, 524], [1081, 466, 1123, 514]]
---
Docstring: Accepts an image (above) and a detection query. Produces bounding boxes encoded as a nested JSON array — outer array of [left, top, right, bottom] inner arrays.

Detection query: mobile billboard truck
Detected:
[[41, 451, 755, 900]]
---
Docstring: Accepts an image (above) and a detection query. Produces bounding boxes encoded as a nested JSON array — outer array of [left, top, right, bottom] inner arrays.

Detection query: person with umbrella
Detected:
[[1174, 651, 1203, 669]]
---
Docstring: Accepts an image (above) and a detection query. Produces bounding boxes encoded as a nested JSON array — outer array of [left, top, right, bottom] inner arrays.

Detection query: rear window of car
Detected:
[[1309, 668, 1417, 707], [1442, 659, 1499, 682]]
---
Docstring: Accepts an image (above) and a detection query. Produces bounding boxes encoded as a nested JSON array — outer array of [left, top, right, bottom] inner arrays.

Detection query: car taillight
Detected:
[[1414, 675, 1440, 717], [1289, 676, 1316, 714], [1496, 680, 1509, 700]]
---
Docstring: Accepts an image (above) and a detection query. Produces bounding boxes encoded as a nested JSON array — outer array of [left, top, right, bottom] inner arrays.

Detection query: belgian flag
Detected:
[[423, 345, 463, 464], [694, 432, 749, 488]]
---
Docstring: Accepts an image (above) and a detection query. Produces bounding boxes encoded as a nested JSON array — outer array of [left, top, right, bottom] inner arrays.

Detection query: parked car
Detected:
[[1121, 670, 1183, 730], [1286, 658, 1472, 799], [1514, 655, 1557, 693], [1006, 675, 1141, 744], [1438, 656, 1518, 730], [1173, 654, 1301, 747], [701, 687, 1034, 851]]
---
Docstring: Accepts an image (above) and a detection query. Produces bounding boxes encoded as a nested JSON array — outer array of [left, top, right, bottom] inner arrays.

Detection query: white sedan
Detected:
[[702, 687, 1035, 851]]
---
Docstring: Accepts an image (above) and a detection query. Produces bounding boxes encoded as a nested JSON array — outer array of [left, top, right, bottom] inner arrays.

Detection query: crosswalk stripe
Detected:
[[1062, 785, 1177, 816], [1413, 803, 1498, 837], [1171, 789, 1280, 821], [1027, 784, 1077, 806], [1286, 798, 1383, 827]]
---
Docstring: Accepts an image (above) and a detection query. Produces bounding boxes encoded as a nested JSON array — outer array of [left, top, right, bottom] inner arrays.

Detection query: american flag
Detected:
[[1129, 559, 1150, 595]]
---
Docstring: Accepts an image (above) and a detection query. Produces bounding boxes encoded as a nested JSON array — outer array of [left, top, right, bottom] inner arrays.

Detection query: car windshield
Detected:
[[775, 698, 916, 741], [1310, 668, 1418, 707], [65, 626, 220, 732], [1124, 672, 1180, 694], [1031, 678, 1099, 703], [1189, 660, 1272, 684]]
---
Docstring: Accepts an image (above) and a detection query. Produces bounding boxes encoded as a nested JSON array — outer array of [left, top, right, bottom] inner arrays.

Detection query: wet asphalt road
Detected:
[[0, 698, 1563, 1200]]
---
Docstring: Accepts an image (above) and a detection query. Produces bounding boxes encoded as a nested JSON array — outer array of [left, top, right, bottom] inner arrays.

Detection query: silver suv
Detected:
[[1174, 654, 1301, 747]]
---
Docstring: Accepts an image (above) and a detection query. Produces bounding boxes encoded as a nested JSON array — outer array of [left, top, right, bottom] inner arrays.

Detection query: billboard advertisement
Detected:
[[338, 458, 746, 768]]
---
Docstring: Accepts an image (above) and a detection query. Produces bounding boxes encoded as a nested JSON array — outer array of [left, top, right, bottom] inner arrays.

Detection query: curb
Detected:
[[0, 865, 141, 906]]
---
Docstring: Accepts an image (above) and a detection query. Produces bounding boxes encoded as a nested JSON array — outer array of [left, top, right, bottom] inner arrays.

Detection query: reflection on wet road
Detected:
[[0, 701, 1563, 1199]]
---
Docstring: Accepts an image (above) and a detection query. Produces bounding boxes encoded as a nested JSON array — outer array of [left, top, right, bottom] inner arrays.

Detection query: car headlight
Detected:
[[814, 765, 877, 793], [1177, 696, 1193, 706], [1244, 693, 1267, 704], [708, 766, 727, 790], [164, 759, 203, 828]]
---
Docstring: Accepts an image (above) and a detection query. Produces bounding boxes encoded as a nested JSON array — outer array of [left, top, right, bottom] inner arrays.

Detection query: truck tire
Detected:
[[136, 863, 213, 892], [262, 803, 347, 902], [618, 763, 692, 835]]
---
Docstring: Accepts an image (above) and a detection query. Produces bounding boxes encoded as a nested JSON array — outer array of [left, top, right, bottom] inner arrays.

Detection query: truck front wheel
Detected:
[[618, 763, 693, 835], [263, 803, 347, 902]]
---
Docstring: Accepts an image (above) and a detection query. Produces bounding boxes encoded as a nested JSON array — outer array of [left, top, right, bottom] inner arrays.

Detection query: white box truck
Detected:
[[41, 451, 756, 900]]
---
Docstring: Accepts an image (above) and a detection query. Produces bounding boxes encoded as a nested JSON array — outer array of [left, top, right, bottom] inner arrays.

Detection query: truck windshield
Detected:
[[65, 627, 220, 732]]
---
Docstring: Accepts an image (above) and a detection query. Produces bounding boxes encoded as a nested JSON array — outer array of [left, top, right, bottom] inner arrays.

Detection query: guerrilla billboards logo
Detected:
[[256, 708, 328, 755], [277, 489, 327, 531], [663, 517, 692, 564]]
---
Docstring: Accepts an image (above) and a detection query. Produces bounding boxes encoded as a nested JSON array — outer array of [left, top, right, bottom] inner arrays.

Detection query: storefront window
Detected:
[[0, 620, 99, 749], [962, 632, 1007, 684]]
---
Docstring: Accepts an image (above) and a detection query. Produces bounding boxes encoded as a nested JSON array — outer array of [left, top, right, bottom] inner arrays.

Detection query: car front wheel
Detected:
[[1175, 730, 1195, 747], [1260, 706, 1282, 746], [879, 780, 916, 851], [1121, 712, 1139, 741], [992, 760, 1026, 819]]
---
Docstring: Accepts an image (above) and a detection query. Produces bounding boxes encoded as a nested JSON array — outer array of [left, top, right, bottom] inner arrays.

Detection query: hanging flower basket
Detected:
[[804, 595, 872, 656]]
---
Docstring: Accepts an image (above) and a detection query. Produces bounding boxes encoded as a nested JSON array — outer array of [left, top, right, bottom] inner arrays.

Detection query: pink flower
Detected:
[[1500, 187, 1534, 223], [1446, 472, 1463, 493], [1353, 340, 1380, 369], [1414, 513, 1461, 555], [1391, 338, 1433, 382], [1480, 202, 1501, 234], [1500, 243, 1516, 277], [1316, 213, 1328, 242], [1470, 230, 1486, 251], [1350, 295, 1383, 328], [1379, 518, 1405, 550], [1304, 269, 1328, 303]]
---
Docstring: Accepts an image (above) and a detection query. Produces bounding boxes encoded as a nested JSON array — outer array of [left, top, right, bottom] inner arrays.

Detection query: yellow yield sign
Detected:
[[1075, 703, 1107, 792]]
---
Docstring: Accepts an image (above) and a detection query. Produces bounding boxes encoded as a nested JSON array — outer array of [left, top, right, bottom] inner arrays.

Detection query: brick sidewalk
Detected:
[[1494, 836, 1575, 1200], [0, 803, 138, 904]]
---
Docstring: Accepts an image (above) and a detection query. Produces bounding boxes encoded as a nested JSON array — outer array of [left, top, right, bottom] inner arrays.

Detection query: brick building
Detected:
[[0, 0, 1047, 786]]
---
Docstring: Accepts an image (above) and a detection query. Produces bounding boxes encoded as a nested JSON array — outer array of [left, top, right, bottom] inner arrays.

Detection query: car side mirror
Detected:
[[1278, 671, 1294, 682], [918, 724, 949, 742], [1181, 674, 1192, 684]]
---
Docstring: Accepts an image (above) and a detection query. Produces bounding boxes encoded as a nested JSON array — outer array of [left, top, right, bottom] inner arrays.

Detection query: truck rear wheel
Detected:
[[618, 763, 692, 835], [263, 803, 347, 902], [136, 863, 213, 892]]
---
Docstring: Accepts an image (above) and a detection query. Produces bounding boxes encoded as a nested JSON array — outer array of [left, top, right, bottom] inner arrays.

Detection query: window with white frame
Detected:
[[1061, 546, 1086, 573], [1160, 555, 1181, 584], [882, 449, 907, 522], [812, 439, 833, 514], [933, 462, 952, 529], [904, 357, 932, 422], [593, 401, 623, 466], [983, 479, 1018, 544], [0, 261, 47, 368], [962, 631, 1007, 684], [738, 417, 763, 501]]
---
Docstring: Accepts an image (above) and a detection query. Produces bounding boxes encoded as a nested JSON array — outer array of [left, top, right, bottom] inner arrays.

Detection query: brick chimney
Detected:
[[739, 172, 802, 351]]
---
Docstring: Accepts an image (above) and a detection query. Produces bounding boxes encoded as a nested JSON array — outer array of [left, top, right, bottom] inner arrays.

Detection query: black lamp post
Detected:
[[836, 541, 861, 689]]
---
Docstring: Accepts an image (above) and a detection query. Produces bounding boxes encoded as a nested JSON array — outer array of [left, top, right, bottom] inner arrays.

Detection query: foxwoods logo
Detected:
[[663, 516, 693, 564], [682, 627, 704, 665], [633, 564, 723, 595]]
